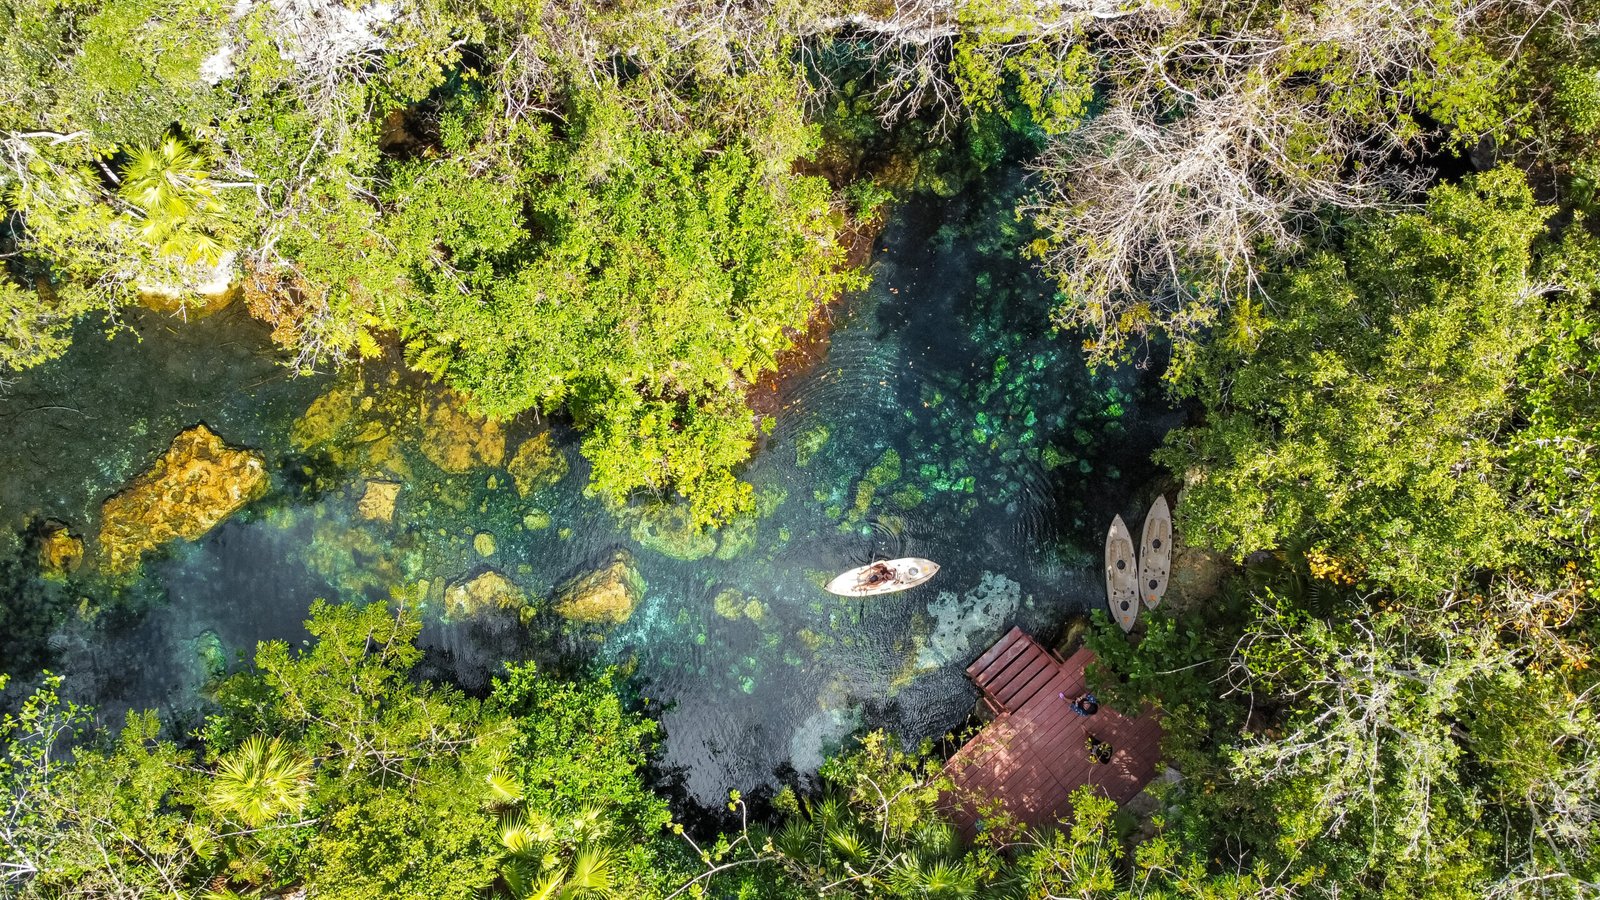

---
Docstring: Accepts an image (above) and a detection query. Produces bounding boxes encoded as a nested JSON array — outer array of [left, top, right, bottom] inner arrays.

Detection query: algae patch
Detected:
[[507, 432, 568, 496]]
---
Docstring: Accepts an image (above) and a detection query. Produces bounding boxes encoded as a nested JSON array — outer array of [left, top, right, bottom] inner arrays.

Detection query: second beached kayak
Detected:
[[1106, 515, 1139, 632]]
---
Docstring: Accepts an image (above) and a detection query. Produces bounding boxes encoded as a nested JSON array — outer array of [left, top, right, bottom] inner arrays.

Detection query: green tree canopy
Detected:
[[1161, 167, 1600, 594]]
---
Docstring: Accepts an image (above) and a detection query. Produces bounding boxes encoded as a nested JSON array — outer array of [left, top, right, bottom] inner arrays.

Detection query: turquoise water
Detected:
[[0, 177, 1177, 807]]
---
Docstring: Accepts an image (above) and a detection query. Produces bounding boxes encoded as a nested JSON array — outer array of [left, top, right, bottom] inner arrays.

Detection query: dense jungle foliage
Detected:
[[5, 0, 1600, 896]]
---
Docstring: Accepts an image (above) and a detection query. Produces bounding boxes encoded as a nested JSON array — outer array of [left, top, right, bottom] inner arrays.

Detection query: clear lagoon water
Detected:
[[0, 174, 1178, 808]]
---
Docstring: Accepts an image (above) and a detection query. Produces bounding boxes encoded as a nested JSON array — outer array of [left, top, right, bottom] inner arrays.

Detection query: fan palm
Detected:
[[499, 807, 618, 900], [887, 857, 980, 900], [209, 735, 312, 827], [486, 768, 525, 806], [118, 135, 231, 265], [503, 840, 617, 900]]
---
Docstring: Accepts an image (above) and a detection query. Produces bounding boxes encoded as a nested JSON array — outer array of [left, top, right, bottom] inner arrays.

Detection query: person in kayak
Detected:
[[863, 562, 896, 587]]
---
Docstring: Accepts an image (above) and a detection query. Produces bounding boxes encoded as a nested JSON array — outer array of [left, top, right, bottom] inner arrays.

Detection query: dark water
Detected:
[[0, 176, 1177, 807]]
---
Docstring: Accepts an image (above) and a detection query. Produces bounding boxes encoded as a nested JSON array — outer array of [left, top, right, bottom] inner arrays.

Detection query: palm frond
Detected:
[[774, 817, 815, 861], [117, 135, 231, 264], [827, 826, 868, 865], [209, 735, 311, 827], [486, 768, 525, 805], [500, 813, 543, 857], [559, 845, 616, 899]]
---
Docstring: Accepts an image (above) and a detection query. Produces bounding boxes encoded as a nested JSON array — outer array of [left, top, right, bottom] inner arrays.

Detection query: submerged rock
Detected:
[[98, 425, 269, 574], [473, 531, 497, 557], [714, 588, 746, 619], [714, 516, 757, 561], [852, 448, 903, 515], [37, 521, 84, 578], [445, 570, 531, 621], [420, 390, 505, 473], [188, 629, 228, 681], [507, 432, 568, 496], [292, 377, 410, 478], [795, 425, 830, 467], [631, 503, 715, 560], [357, 480, 401, 522], [554, 550, 644, 624], [916, 572, 1022, 670], [713, 588, 764, 622]]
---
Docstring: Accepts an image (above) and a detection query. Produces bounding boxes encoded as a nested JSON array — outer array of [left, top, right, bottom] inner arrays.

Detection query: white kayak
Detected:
[[1138, 495, 1172, 609], [824, 558, 940, 596], [1106, 515, 1139, 632]]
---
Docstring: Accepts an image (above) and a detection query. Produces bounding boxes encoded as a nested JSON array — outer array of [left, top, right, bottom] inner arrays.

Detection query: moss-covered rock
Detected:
[[37, 521, 84, 578], [98, 425, 269, 574], [795, 424, 830, 467], [356, 480, 400, 522], [507, 432, 568, 496], [473, 531, 497, 557], [889, 484, 925, 509], [714, 516, 758, 561], [714, 588, 747, 619], [445, 569, 531, 622], [554, 550, 645, 624], [188, 629, 229, 681], [291, 376, 410, 477], [630, 503, 716, 561], [865, 448, 902, 485], [420, 390, 506, 473], [851, 449, 903, 515]]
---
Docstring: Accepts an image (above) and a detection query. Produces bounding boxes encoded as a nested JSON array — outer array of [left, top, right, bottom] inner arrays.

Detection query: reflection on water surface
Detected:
[[0, 177, 1178, 808]]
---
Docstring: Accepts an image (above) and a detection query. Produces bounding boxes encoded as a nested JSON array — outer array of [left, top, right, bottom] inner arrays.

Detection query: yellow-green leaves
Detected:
[[118, 136, 233, 265]]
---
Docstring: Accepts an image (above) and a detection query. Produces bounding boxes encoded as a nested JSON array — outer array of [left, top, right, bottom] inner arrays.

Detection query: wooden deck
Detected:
[[942, 627, 1163, 841]]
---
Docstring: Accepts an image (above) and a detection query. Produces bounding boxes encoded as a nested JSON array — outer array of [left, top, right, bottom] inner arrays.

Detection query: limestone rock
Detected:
[[555, 550, 644, 625], [357, 480, 400, 522], [420, 390, 505, 473], [445, 570, 530, 621], [292, 378, 410, 478], [630, 503, 715, 560], [714, 588, 746, 620], [138, 251, 238, 314], [1166, 537, 1233, 617], [37, 521, 84, 577], [98, 425, 269, 574], [474, 531, 497, 557], [139, 280, 238, 319], [507, 432, 568, 496]]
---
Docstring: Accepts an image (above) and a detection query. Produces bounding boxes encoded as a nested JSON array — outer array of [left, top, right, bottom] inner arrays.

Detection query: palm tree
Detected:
[[209, 735, 312, 827], [499, 808, 618, 900], [118, 135, 230, 266]]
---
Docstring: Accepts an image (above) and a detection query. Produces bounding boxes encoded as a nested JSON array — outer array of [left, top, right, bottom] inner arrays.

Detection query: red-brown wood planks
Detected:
[[943, 632, 1164, 840]]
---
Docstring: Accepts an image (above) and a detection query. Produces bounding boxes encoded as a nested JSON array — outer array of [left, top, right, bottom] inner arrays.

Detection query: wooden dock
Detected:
[[942, 627, 1163, 841]]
